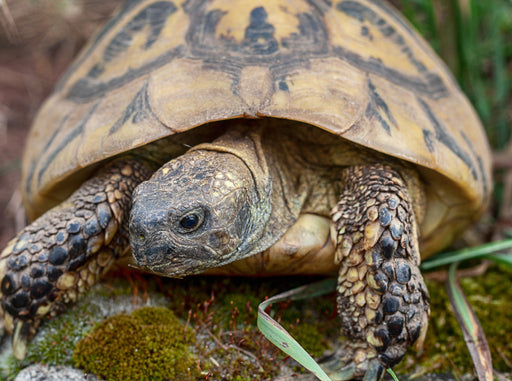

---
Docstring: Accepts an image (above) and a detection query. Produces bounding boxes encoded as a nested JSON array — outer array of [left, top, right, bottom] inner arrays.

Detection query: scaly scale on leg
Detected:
[[329, 164, 430, 380], [0, 159, 152, 359]]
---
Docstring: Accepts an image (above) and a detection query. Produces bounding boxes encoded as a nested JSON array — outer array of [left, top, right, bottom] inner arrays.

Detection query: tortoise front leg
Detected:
[[0, 158, 152, 359], [327, 164, 430, 380]]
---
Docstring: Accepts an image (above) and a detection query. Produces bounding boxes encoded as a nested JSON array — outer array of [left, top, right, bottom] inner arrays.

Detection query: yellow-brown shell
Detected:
[[22, 0, 491, 255]]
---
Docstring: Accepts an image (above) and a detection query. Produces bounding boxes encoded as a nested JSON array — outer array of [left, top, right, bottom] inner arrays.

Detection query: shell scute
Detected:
[[23, 0, 490, 251]]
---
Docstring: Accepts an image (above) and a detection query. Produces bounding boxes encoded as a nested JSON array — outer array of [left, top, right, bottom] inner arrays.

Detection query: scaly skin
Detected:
[[328, 164, 430, 379], [0, 159, 152, 359]]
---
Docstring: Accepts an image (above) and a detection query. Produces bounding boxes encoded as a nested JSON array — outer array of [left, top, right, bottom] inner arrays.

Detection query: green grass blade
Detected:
[[386, 368, 400, 381], [446, 264, 493, 380], [488, 253, 512, 269], [257, 279, 336, 381], [420, 239, 512, 270]]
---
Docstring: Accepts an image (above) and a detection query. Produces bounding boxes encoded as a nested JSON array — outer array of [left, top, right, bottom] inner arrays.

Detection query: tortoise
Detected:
[[0, 0, 491, 379]]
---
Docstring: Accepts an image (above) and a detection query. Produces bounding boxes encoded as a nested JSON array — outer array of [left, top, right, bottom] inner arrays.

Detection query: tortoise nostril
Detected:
[[129, 220, 148, 244], [134, 233, 146, 244]]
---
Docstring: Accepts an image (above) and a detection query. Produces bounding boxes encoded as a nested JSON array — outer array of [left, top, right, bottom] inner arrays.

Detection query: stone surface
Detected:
[[15, 363, 100, 381]]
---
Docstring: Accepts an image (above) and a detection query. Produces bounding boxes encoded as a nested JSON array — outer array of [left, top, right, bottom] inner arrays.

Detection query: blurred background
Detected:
[[0, 0, 122, 247]]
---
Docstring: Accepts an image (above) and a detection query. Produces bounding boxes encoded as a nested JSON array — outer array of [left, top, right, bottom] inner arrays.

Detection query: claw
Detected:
[[318, 347, 363, 380], [328, 362, 357, 381], [362, 359, 385, 381], [319, 343, 386, 381], [323, 357, 385, 381], [13, 320, 30, 360]]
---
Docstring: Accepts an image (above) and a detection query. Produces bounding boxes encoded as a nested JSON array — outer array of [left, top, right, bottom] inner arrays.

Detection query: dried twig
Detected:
[[424, 260, 489, 282]]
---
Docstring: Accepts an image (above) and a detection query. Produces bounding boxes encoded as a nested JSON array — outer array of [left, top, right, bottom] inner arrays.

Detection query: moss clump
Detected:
[[72, 306, 198, 380], [1, 281, 169, 379]]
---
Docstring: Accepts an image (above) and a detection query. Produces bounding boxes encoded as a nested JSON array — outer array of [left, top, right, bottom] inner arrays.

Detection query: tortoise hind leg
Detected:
[[0, 158, 152, 359], [326, 164, 430, 380]]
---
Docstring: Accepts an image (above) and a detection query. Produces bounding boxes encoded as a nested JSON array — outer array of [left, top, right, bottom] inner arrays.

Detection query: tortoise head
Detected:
[[129, 147, 271, 277]]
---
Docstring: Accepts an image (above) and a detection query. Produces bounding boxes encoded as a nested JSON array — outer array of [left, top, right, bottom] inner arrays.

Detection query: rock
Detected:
[[15, 363, 101, 381]]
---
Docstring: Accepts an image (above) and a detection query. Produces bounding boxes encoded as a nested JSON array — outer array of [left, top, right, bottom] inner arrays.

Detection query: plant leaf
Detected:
[[420, 239, 512, 270], [386, 368, 400, 381], [257, 278, 336, 381], [488, 253, 512, 270], [446, 263, 493, 380]]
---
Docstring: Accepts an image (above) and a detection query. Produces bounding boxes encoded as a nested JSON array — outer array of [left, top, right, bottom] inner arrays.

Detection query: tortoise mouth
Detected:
[[140, 261, 203, 277], [130, 235, 223, 277], [136, 255, 220, 278]]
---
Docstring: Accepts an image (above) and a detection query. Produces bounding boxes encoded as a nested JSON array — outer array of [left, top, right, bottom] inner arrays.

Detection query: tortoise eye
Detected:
[[180, 214, 199, 229], [178, 210, 205, 232]]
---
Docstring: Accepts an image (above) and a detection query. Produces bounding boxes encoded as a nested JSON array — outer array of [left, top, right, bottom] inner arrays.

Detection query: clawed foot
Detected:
[[320, 342, 384, 381], [0, 159, 151, 359]]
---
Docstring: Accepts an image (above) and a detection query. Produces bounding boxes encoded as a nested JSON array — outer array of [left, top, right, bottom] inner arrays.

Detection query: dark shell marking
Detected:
[[24, 0, 486, 201]]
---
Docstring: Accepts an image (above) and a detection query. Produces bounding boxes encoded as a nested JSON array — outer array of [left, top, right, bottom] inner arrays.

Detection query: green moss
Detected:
[[201, 279, 338, 379], [3, 291, 103, 377], [289, 323, 328, 359], [163, 276, 336, 380], [0, 353, 25, 381], [25, 318, 92, 366], [212, 291, 259, 329], [199, 343, 272, 380], [1, 281, 168, 380], [72, 306, 198, 380], [396, 267, 512, 377], [460, 266, 512, 371]]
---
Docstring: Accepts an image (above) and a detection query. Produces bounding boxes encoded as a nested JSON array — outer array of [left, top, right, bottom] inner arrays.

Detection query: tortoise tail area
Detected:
[[0, 158, 152, 359]]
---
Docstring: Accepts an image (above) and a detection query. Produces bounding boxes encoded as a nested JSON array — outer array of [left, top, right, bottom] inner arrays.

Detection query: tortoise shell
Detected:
[[22, 0, 491, 256]]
